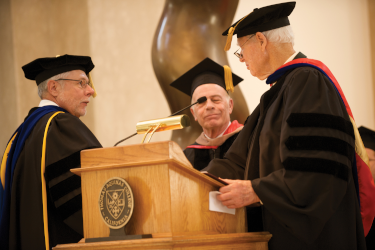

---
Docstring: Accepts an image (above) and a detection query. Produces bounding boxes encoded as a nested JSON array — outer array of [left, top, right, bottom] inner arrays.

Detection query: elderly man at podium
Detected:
[[0, 55, 102, 250], [203, 2, 375, 250], [170, 58, 244, 171]]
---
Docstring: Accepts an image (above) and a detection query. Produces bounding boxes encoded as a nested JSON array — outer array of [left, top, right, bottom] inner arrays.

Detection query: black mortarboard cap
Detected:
[[359, 126, 375, 151], [170, 58, 243, 97], [22, 54, 95, 85], [223, 2, 296, 51]]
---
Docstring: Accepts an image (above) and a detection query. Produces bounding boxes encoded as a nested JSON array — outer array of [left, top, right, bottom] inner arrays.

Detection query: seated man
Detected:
[[170, 58, 244, 171], [358, 126, 375, 250], [0, 55, 102, 250]]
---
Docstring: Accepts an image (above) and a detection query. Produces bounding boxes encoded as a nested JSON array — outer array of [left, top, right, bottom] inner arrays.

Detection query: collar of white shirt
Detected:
[[204, 121, 232, 140], [284, 51, 299, 65], [269, 51, 299, 86], [38, 99, 59, 107]]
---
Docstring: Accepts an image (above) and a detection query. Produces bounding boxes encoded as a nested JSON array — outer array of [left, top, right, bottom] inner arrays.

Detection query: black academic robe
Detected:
[[184, 134, 239, 171], [184, 120, 244, 171], [184, 121, 263, 232], [366, 221, 375, 250], [8, 108, 102, 249], [203, 53, 366, 249]]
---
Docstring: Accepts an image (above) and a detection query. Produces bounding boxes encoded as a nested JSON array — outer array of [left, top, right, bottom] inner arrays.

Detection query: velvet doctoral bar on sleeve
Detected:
[[4, 108, 101, 250], [203, 53, 371, 250]]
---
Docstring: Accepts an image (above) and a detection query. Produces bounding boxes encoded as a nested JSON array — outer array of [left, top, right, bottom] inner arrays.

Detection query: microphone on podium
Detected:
[[113, 96, 207, 146]]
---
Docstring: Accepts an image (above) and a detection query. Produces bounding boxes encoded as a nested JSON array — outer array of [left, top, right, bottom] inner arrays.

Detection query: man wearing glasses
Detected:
[[203, 2, 375, 250], [0, 55, 102, 249]]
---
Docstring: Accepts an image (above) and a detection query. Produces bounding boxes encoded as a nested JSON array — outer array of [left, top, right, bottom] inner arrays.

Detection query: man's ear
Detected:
[[47, 80, 60, 97], [256, 32, 267, 52], [228, 98, 234, 115], [190, 107, 198, 121]]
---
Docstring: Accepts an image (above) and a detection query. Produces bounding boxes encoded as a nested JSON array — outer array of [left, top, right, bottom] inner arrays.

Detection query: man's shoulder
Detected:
[[286, 65, 326, 79], [40, 111, 101, 148], [282, 65, 334, 93], [41, 111, 91, 131]]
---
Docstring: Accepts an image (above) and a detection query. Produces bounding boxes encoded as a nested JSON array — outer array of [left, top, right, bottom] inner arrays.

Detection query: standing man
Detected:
[[203, 2, 375, 249], [0, 55, 102, 250], [170, 58, 244, 171], [358, 126, 375, 250]]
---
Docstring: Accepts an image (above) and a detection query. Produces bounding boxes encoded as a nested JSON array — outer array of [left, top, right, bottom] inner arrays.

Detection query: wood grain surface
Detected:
[[54, 232, 272, 250], [69, 141, 270, 249]]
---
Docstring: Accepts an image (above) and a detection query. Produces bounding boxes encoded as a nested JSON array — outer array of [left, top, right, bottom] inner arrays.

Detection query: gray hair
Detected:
[[246, 25, 294, 46], [37, 71, 71, 99]]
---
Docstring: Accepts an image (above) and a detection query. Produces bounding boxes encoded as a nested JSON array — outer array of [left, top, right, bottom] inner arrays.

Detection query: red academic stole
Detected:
[[267, 58, 375, 236], [186, 120, 243, 149]]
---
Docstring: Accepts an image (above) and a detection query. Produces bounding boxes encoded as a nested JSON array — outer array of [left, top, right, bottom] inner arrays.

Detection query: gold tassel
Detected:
[[88, 72, 97, 98], [223, 12, 252, 52], [223, 65, 234, 93], [224, 27, 235, 52]]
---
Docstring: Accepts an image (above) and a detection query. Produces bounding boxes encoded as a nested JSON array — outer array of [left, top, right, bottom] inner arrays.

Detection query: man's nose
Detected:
[[86, 85, 95, 96], [205, 99, 214, 109], [239, 57, 245, 63]]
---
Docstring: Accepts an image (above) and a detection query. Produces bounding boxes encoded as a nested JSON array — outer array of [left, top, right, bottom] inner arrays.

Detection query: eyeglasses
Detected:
[[56, 78, 91, 89], [234, 34, 255, 59]]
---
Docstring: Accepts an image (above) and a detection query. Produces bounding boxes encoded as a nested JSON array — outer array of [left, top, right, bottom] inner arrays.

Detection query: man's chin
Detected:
[[75, 108, 87, 118], [204, 121, 221, 129]]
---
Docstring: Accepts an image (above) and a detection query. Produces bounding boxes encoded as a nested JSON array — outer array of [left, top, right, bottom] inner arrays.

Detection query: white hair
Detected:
[[246, 25, 294, 46], [37, 71, 71, 99]]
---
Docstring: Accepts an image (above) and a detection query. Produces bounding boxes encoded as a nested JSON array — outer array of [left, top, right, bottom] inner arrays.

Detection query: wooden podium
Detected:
[[55, 141, 271, 249]]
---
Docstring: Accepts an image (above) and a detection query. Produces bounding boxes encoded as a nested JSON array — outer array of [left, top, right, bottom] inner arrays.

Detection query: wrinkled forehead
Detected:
[[192, 83, 229, 101]]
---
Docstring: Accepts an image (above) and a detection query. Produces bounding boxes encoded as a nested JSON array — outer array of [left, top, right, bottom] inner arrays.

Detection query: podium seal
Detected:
[[98, 177, 134, 229]]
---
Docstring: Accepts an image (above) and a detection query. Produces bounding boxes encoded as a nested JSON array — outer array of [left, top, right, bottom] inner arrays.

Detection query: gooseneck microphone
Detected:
[[170, 96, 207, 116], [113, 96, 207, 146]]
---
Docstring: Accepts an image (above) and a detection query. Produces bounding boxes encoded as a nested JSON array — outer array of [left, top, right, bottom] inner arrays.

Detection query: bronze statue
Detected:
[[152, 0, 249, 148]]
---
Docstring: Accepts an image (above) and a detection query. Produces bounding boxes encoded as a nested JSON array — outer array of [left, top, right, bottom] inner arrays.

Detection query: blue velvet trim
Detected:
[[0, 106, 66, 246]]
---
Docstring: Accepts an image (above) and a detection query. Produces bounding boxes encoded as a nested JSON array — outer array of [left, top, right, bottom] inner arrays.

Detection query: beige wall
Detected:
[[0, 0, 18, 153], [1, 0, 374, 154], [228, 0, 374, 129], [86, 0, 169, 148]]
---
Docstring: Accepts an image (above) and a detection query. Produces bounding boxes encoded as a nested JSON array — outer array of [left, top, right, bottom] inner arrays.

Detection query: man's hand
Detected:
[[217, 179, 260, 209]]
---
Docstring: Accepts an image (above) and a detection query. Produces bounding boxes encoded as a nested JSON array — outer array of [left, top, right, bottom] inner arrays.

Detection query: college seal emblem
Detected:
[[98, 177, 134, 229]]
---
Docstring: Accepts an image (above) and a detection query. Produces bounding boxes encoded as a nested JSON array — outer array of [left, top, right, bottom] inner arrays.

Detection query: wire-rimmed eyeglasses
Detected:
[[56, 78, 91, 89], [234, 34, 255, 59]]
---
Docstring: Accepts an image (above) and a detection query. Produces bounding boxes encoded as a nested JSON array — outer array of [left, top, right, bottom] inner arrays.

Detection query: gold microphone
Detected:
[[136, 115, 191, 143]]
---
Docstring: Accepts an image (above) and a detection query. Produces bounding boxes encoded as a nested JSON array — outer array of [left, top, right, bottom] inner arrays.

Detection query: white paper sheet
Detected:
[[209, 191, 235, 215]]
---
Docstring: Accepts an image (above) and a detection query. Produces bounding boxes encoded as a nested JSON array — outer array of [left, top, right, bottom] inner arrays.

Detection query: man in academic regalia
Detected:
[[171, 58, 263, 232], [170, 58, 244, 171], [203, 2, 375, 249], [358, 126, 375, 250], [0, 55, 102, 250]]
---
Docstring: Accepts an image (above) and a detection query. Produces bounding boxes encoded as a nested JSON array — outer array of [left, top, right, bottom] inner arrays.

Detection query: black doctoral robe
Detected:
[[203, 53, 366, 249], [184, 120, 243, 171], [184, 131, 239, 171], [8, 108, 102, 249], [184, 134, 239, 171], [184, 121, 263, 232]]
